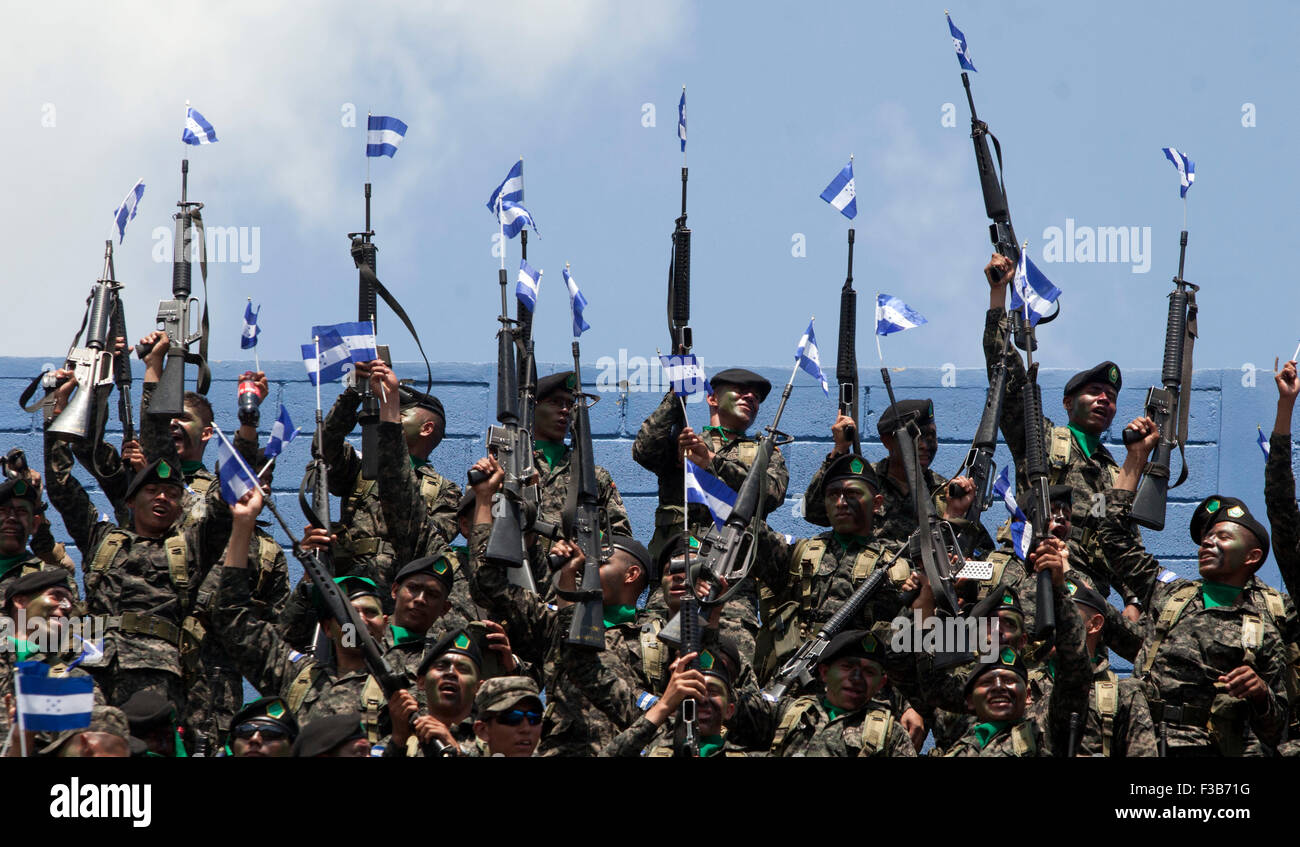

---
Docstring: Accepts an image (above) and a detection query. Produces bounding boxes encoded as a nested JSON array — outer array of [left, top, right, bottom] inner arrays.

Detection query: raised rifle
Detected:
[[563, 344, 613, 649], [951, 329, 1013, 542], [1066, 711, 1082, 758], [836, 229, 860, 452], [1018, 318, 1056, 641], [1121, 231, 1197, 531], [667, 160, 691, 354], [674, 576, 702, 755], [136, 159, 210, 415]]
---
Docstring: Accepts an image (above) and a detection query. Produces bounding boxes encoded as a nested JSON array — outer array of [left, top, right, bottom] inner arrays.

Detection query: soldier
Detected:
[[0, 474, 77, 599], [983, 253, 1134, 601], [224, 696, 298, 758], [31, 706, 130, 759], [122, 690, 185, 757], [470, 675, 544, 757], [319, 359, 461, 604], [1262, 359, 1300, 754], [291, 712, 372, 758], [1099, 416, 1291, 756]]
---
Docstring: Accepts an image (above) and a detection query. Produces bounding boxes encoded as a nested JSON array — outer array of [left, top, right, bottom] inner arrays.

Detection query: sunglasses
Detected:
[[494, 709, 543, 727], [233, 722, 290, 741]]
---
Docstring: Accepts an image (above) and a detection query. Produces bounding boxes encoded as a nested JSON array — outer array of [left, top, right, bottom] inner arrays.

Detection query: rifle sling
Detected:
[[191, 209, 212, 397], [1171, 289, 1197, 490], [360, 264, 433, 394]]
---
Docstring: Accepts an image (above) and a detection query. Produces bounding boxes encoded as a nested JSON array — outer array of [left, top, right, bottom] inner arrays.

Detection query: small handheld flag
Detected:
[[947, 12, 977, 72], [875, 294, 928, 335], [241, 301, 260, 350], [300, 329, 351, 386], [487, 159, 525, 213], [1010, 251, 1062, 327], [993, 466, 1032, 559], [658, 353, 707, 397], [678, 87, 687, 153], [1161, 148, 1195, 198], [794, 318, 830, 396], [685, 461, 737, 529], [366, 115, 408, 158], [819, 157, 857, 220], [182, 105, 218, 145], [517, 259, 542, 312], [1259, 427, 1270, 459], [265, 404, 302, 460], [112, 179, 145, 244], [311, 321, 378, 364], [13, 662, 94, 732], [214, 426, 261, 506], [563, 266, 590, 337]]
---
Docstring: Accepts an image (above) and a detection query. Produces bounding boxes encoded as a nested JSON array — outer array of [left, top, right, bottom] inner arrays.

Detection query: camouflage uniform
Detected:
[[1262, 432, 1300, 754], [321, 387, 461, 603], [1099, 488, 1290, 755], [747, 695, 916, 757], [529, 442, 631, 580], [982, 309, 1131, 598], [1028, 655, 1158, 757], [0, 640, 106, 744], [0, 551, 77, 603], [602, 719, 755, 757], [212, 567, 391, 743]]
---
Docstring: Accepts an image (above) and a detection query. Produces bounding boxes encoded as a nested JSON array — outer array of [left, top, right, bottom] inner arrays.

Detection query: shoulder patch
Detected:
[[288, 650, 306, 663], [1157, 569, 1177, 583]]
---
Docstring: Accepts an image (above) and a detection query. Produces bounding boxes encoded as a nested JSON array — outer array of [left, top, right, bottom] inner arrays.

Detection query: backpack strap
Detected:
[[1139, 582, 1199, 677], [361, 675, 385, 744], [770, 696, 818, 754], [89, 530, 130, 573], [1009, 721, 1038, 757], [188, 475, 217, 496], [640, 620, 667, 690], [859, 708, 892, 756], [1048, 427, 1073, 471], [737, 442, 758, 466], [791, 539, 827, 617], [850, 548, 881, 581], [1094, 673, 1118, 757], [978, 551, 1012, 591], [285, 661, 322, 714], [164, 533, 192, 616]]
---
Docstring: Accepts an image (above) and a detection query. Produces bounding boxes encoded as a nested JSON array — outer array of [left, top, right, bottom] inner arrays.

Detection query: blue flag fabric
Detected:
[[182, 106, 218, 145], [875, 294, 928, 335], [1162, 147, 1195, 198], [300, 328, 351, 386], [1009, 252, 1062, 327], [794, 319, 830, 396], [678, 88, 687, 152], [499, 199, 538, 239], [1259, 427, 1270, 459], [112, 179, 145, 244], [819, 158, 857, 219], [214, 426, 260, 505], [265, 404, 302, 460], [947, 13, 977, 72], [685, 461, 737, 529], [563, 267, 590, 336], [14, 662, 94, 732], [241, 301, 260, 349], [658, 353, 708, 396], [311, 321, 378, 364], [487, 159, 525, 214], [993, 466, 1033, 560], [517, 259, 542, 312], [366, 115, 408, 158]]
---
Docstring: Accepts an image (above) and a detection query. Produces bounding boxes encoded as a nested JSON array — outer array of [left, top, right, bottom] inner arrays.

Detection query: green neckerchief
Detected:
[[181, 460, 206, 476], [603, 605, 637, 628], [821, 697, 846, 722], [12, 638, 37, 663], [409, 456, 430, 471], [698, 734, 726, 758], [389, 624, 422, 646], [1066, 424, 1101, 460], [174, 728, 188, 758], [833, 532, 872, 553], [536, 440, 567, 470], [0, 552, 30, 581], [701, 425, 746, 446], [973, 720, 1013, 749], [450, 544, 467, 555], [1201, 580, 1244, 609]]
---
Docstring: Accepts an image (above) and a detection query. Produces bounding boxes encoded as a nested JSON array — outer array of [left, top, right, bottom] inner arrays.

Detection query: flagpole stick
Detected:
[[681, 85, 687, 170], [313, 336, 323, 416], [258, 456, 276, 479], [366, 111, 372, 186], [875, 294, 885, 365], [498, 196, 506, 272], [13, 671, 27, 758], [1291, 341, 1300, 364]]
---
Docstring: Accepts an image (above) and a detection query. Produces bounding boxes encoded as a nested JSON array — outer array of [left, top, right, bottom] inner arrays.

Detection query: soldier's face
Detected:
[[966, 669, 1026, 722], [695, 677, 735, 737], [534, 393, 573, 442], [170, 404, 212, 460], [997, 610, 1026, 649], [391, 574, 450, 632], [326, 737, 372, 757], [18, 586, 73, 624], [475, 697, 544, 757], [915, 422, 938, 468], [423, 654, 481, 720], [132, 484, 183, 535], [661, 560, 687, 614], [599, 549, 644, 606], [818, 657, 885, 712], [0, 501, 34, 554], [707, 384, 759, 431], [329, 596, 387, 647], [824, 479, 878, 536], [1198, 523, 1263, 584], [230, 721, 293, 758], [1063, 383, 1117, 435], [400, 408, 442, 455], [1048, 502, 1071, 542]]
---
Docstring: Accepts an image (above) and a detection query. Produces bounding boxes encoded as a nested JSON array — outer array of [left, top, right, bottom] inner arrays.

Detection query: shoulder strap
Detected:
[[771, 696, 818, 753], [1094, 675, 1118, 757], [737, 442, 758, 465], [851, 548, 881, 581], [361, 676, 384, 744], [285, 662, 321, 714], [1009, 721, 1037, 757], [1241, 614, 1263, 650], [418, 472, 447, 505], [979, 552, 1012, 589], [1048, 427, 1073, 470], [90, 530, 131, 573], [1259, 585, 1286, 623], [859, 708, 892, 756], [164, 533, 192, 615], [1139, 582, 1200, 677], [640, 620, 667, 688], [792, 539, 827, 614], [189, 475, 216, 495]]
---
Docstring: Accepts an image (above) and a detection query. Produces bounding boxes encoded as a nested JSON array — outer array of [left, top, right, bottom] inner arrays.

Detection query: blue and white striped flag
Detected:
[[311, 321, 378, 364], [947, 13, 977, 72], [685, 461, 737, 529], [658, 353, 708, 396], [13, 662, 94, 732], [265, 404, 301, 460], [214, 426, 260, 505], [563, 266, 590, 337], [300, 328, 351, 386], [1258, 427, 1270, 459], [241, 301, 260, 350], [487, 159, 525, 214], [499, 199, 538, 239], [819, 158, 857, 220], [182, 105, 218, 145], [1162, 147, 1195, 198], [794, 318, 830, 396], [993, 466, 1032, 559], [1009, 252, 1061, 327], [112, 179, 145, 244], [516, 259, 542, 312], [678, 88, 687, 152], [876, 294, 928, 335], [366, 115, 408, 158]]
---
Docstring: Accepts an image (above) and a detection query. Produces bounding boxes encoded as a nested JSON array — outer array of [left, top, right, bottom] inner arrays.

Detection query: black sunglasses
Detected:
[[233, 722, 290, 741], [495, 709, 543, 727]]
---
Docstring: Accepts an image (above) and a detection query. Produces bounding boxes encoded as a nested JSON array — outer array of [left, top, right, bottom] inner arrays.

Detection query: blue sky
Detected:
[[5, 1, 1296, 379]]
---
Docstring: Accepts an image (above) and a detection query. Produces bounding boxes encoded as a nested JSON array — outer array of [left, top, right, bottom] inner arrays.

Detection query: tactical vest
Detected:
[[858, 707, 896, 756], [770, 695, 820, 754], [1094, 671, 1119, 757], [639, 619, 668, 692], [285, 662, 384, 744], [342, 468, 452, 559], [1250, 583, 1299, 703]]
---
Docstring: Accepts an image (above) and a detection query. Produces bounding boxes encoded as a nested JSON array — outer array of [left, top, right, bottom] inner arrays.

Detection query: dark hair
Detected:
[[184, 391, 214, 427]]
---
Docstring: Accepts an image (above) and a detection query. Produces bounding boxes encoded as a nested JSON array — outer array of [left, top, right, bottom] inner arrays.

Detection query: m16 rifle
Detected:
[[836, 229, 860, 452]]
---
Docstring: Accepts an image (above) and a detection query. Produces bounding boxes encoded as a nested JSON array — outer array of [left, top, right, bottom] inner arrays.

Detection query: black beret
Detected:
[[4, 568, 70, 608], [121, 691, 175, 731], [820, 629, 890, 666], [1199, 498, 1270, 562], [418, 628, 483, 677], [291, 713, 367, 757], [655, 533, 701, 580], [968, 585, 1024, 620], [456, 489, 476, 516], [822, 453, 880, 491], [708, 368, 772, 403], [1067, 580, 1110, 614], [1063, 361, 1122, 397], [124, 458, 184, 501], [394, 554, 455, 590], [0, 476, 39, 507], [697, 646, 733, 689], [230, 697, 299, 740], [536, 371, 577, 400], [399, 385, 445, 421], [610, 535, 653, 574], [1048, 485, 1073, 505], [876, 398, 934, 436], [964, 645, 1029, 696], [1188, 495, 1246, 546]]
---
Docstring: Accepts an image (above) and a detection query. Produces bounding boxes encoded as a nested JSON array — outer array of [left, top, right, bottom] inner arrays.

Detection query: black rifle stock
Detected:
[[564, 344, 611, 649], [137, 159, 209, 415], [836, 229, 860, 452], [667, 165, 691, 354], [1021, 359, 1056, 641], [1122, 231, 1197, 531]]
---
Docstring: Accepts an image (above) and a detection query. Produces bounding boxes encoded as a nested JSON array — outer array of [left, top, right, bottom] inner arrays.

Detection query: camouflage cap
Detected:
[[964, 645, 1029, 696], [230, 696, 299, 740], [1198, 497, 1270, 562], [1063, 361, 1122, 398], [0, 476, 39, 507], [822, 453, 880, 491], [819, 629, 889, 666], [394, 554, 455, 591], [536, 371, 577, 400], [474, 675, 542, 718], [124, 457, 184, 501], [876, 398, 934, 437], [418, 627, 483, 677], [38, 705, 129, 756], [1066, 580, 1110, 614], [291, 713, 366, 758], [1188, 495, 1246, 546], [708, 368, 772, 403]]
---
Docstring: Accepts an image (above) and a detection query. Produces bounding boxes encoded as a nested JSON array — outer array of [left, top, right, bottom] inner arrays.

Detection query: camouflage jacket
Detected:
[[0, 551, 78, 604], [529, 441, 630, 569], [1099, 487, 1290, 752], [983, 308, 1132, 597], [602, 718, 756, 757], [747, 695, 917, 757], [0, 641, 106, 743], [322, 389, 461, 595], [1264, 432, 1300, 598], [1028, 655, 1158, 757], [632, 389, 788, 534]]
